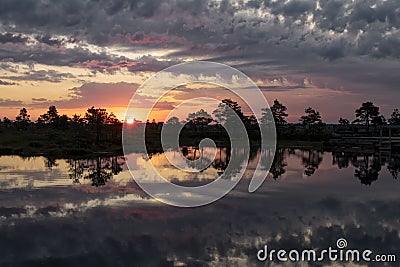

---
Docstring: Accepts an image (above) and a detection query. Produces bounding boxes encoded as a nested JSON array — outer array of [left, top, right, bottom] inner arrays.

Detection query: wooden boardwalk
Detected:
[[329, 126, 400, 151]]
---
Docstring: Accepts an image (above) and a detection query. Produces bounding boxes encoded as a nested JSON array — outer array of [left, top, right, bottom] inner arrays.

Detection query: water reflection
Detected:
[[181, 146, 214, 172], [0, 149, 399, 266], [211, 147, 230, 176], [141, 147, 400, 187], [332, 150, 400, 185], [67, 158, 84, 184], [67, 156, 125, 186], [297, 149, 324, 176], [1, 148, 399, 189], [388, 154, 400, 179], [139, 147, 249, 186], [44, 156, 58, 170], [353, 155, 381, 186]]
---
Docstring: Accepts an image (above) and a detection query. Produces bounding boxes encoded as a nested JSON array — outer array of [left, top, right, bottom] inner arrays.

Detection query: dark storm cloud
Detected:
[[1, 69, 75, 83], [35, 34, 77, 47], [73, 55, 179, 74], [0, 32, 76, 47], [0, 0, 92, 30], [0, 33, 28, 44], [0, 0, 399, 103], [272, 0, 315, 17], [257, 85, 307, 92], [0, 0, 398, 60], [126, 55, 180, 72], [0, 80, 17, 86], [0, 45, 129, 68]]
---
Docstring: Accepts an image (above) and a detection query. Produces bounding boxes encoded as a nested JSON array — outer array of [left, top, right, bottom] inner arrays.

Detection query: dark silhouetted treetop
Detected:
[[15, 108, 30, 122], [353, 101, 382, 128], [186, 109, 213, 125], [165, 117, 180, 125], [38, 105, 59, 124], [300, 107, 323, 126], [213, 99, 246, 125], [388, 109, 400, 125], [338, 118, 350, 125], [270, 99, 288, 126]]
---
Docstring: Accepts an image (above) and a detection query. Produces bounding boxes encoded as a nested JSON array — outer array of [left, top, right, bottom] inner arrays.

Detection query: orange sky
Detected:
[[0, 77, 371, 124], [0, 61, 396, 124]]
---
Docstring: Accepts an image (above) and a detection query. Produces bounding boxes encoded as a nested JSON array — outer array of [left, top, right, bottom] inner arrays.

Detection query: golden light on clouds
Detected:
[[0, 66, 360, 124]]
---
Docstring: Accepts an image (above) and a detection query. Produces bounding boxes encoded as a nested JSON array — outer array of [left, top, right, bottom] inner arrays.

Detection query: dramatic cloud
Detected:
[[46, 82, 139, 109], [1, 69, 75, 83], [31, 97, 48, 102], [0, 98, 23, 107], [0, 0, 399, 121], [0, 0, 398, 60], [75, 55, 180, 74], [0, 32, 28, 44], [0, 80, 17, 86]]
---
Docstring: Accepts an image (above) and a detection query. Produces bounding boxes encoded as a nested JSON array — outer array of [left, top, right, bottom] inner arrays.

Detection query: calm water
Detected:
[[0, 148, 399, 266]]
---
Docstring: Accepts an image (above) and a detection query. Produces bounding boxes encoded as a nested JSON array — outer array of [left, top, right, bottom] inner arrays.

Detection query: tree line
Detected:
[[0, 106, 122, 148], [164, 99, 400, 128], [2, 100, 400, 131], [2, 105, 121, 127]]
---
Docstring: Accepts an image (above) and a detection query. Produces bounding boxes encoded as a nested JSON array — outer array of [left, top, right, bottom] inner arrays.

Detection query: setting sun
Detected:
[[125, 118, 135, 124]]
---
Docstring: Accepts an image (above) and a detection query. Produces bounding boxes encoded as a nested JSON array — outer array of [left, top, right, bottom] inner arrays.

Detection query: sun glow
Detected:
[[126, 118, 135, 124]]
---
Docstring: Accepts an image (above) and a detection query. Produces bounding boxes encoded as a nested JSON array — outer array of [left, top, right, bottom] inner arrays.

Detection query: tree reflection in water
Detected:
[[62, 148, 400, 187], [294, 149, 323, 176], [353, 155, 381, 186], [44, 156, 58, 170], [212, 147, 230, 176], [183, 147, 213, 173], [222, 148, 248, 180], [67, 156, 124, 186], [387, 154, 400, 179], [332, 150, 400, 185], [182, 146, 246, 180], [268, 148, 287, 179], [145, 147, 400, 186], [67, 159, 84, 184]]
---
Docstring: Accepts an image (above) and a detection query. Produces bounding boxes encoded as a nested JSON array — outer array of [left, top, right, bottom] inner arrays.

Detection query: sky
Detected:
[[0, 0, 400, 123]]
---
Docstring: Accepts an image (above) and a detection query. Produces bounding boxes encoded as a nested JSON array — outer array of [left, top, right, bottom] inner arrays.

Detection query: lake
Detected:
[[0, 148, 399, 266]]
